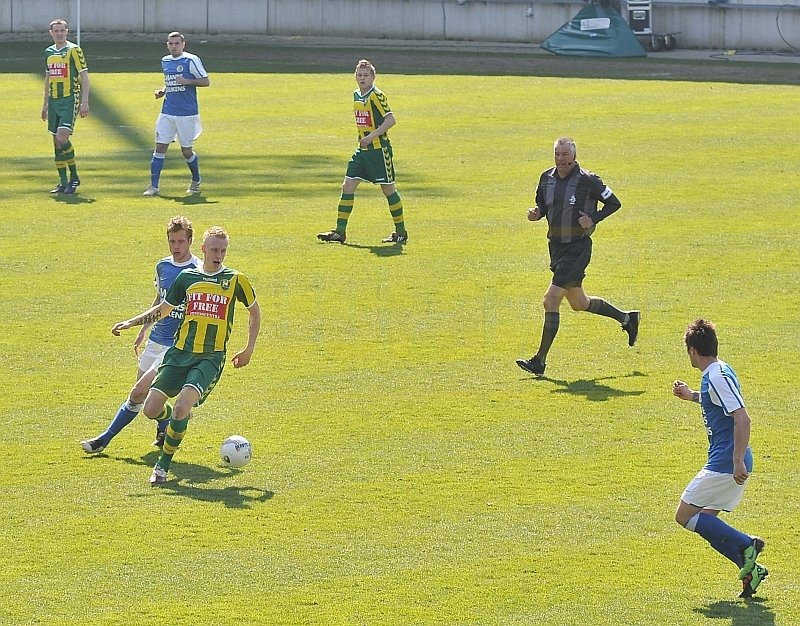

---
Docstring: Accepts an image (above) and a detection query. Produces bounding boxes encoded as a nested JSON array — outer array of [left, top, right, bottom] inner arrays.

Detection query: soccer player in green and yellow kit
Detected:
[[41, 19, 90, 194], [318, 59, 408, 244], [111, 226, 261, 485]]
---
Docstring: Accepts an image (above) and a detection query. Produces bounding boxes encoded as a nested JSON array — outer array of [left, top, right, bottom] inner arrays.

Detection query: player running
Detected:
[[81, 216, 200, 454], [111, 226, 260, 484], [672, 319, 768, 598]]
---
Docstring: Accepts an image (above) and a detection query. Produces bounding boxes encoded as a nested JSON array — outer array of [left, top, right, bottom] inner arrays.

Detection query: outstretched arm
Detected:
[[232, 301, 261, 368], [112, 300, 175, 336]]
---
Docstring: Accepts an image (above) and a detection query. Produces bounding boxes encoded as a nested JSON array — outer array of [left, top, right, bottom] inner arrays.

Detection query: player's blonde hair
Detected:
[[204, 226, 228, 242], [49, 19, 68, 30], [167, 215, 193, 240], [167, 31, 185, 42], [554, 137, 577, 158], [354, 59, 376, 76]]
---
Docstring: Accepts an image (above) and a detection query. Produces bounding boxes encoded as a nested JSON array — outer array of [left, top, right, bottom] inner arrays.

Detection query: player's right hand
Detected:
[[154, 88, 165, 99], [112, 320, 131, 336], [133, 329, 147, 355], [672, 380, 690, 399]]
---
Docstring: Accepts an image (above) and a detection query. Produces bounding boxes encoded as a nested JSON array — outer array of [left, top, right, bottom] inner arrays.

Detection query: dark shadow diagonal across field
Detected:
[[523, 370, 647, 402], [694, 598, 775, 626]]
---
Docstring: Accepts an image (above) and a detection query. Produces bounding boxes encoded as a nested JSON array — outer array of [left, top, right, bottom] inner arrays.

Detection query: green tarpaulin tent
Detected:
[[541, 4, 647, 57]]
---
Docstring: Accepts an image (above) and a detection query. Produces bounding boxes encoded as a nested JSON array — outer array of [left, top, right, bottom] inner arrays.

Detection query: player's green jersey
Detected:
[[45, 42, 87, 99], [165, 267, 256, 354], [354, 86, 392, 150]]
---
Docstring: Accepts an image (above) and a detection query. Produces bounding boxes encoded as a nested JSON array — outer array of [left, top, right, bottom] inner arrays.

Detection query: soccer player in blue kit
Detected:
[[143, 31, 209, 196], [672, 319, 768, 598], [80, 216, 201, 453]]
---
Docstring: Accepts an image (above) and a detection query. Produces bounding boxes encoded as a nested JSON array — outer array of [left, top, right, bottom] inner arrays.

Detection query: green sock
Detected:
[[54, 147, 68, 184], [386, 191, 406, 233], [60, 141, 78, 180], [157, 413, 189, 472], [336, 193, 354, 234]]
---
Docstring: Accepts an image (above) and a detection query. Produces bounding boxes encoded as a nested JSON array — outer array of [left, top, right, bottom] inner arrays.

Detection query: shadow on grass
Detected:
[[339, 241, 406, 257], [694, 598, 775, 626], [50, 194, 97, 205], [523, 370, 647, 402], [145, 193, 222, 206], [117, 451, 274, 509]]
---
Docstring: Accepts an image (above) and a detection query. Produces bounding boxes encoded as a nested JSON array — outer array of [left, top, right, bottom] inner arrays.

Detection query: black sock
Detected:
[[536, 312, 560, 361], [586, 298, 627, 324]]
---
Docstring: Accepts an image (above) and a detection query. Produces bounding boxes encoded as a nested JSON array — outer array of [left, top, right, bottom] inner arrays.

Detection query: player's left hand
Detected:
[[231, 349, 253, 368], [578, 211, 594, 229], [733, 460, 749, 485], [79, 102, 89, 118]]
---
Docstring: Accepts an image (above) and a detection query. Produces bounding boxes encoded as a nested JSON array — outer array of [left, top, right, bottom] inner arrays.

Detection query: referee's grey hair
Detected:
[[554, 137, 577, 157]]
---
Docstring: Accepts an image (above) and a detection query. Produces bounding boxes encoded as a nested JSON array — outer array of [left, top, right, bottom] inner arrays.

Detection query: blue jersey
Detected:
[[699, 360, 753, 474], [148, 255, 202, 346], [161, 52, 207, 116]]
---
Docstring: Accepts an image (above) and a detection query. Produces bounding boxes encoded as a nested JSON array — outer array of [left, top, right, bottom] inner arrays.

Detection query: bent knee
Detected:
[[542, 296, 558, 310]]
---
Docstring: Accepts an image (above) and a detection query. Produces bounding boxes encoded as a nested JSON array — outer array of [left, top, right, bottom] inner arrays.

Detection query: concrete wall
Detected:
[[5, 0, 800, 51]]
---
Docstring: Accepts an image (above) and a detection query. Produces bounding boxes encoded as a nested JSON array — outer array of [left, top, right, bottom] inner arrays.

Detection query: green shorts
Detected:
[[48, 96, 80, 135], [151, 347, 225, 405], [345, 145, 396, 184]]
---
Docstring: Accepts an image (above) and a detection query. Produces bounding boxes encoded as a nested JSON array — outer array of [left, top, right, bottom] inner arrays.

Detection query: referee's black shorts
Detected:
[[548, 237, 592, 289]]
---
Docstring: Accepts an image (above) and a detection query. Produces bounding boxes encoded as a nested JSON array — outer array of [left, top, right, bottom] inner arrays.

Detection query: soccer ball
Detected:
[[220, 435, 252, 468]]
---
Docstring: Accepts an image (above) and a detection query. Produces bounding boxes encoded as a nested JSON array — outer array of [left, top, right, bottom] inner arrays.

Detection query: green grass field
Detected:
[[1, 39, 798, 625]]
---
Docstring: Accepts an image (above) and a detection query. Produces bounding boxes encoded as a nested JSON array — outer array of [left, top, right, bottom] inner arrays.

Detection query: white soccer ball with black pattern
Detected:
[[220, 435, 252, 468]]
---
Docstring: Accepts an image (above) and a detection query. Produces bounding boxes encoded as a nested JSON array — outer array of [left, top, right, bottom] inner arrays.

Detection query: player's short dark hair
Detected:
[[167, 215, 193, 241], [684, 319, 718, 357]]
